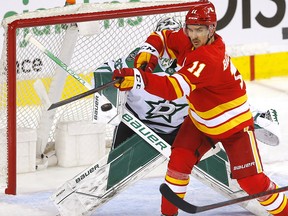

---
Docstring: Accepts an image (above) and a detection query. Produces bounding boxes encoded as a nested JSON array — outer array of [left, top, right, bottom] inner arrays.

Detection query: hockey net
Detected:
[[0, 1, 195, 194]]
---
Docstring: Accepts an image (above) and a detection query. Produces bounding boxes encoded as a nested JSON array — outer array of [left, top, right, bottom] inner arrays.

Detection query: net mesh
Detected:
[[0, 1, 192, 191]]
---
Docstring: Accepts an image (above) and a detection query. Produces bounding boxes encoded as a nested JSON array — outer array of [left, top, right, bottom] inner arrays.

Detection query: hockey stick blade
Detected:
[[160, 183, 288, 214], [48, 78, 121, 110]]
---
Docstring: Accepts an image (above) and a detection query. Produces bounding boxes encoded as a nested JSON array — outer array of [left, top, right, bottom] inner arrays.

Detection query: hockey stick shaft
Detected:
[[160, 183, 288, 214], [48, 78, 121, 110], [25, 33, 92, 89]]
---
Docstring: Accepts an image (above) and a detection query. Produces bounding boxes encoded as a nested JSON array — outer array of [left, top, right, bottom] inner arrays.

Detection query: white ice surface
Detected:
[[1, 77, 288, 216]]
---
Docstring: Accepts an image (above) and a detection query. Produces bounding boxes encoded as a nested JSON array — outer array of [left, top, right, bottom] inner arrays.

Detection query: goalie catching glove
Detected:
[[113, 68, 146, 91]]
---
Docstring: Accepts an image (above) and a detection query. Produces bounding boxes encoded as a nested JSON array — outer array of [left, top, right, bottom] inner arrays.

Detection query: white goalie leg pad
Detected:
[[52, 154, 167, 216], [51, 182, 89, 216], [253, 109, 281, 146], [51, 154, 111, 216]]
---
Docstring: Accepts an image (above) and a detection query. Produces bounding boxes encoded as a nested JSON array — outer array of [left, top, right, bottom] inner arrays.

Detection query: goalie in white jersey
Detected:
[[94, 17, 280, 149], [95, 17, 189, 148]]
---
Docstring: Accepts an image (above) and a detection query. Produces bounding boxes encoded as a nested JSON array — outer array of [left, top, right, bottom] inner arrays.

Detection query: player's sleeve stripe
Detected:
[[167, 76, 184, 98]]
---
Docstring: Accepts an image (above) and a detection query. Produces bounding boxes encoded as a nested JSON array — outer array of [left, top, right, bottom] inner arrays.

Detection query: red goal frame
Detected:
[[5, 1, 196, 195]]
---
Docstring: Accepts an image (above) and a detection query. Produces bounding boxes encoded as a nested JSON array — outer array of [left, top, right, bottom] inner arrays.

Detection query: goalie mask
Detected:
[[154, 17, 182, 69], [155, 17, 182, 32]]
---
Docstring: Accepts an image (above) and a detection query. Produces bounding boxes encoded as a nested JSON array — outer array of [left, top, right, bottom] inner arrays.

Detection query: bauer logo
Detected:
[[122, 112, 168, 151], [233, 162, 256, 171], [93, 95, 99, 121], [75, 164, 100, 184]]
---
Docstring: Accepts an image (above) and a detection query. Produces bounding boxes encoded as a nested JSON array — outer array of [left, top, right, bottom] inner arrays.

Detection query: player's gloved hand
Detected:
[[113, 68, 146, 91], [134, 52, 158, 73]]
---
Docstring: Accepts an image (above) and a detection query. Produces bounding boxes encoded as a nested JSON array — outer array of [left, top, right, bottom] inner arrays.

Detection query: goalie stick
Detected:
[[25, 33, 92, 89], [24, 33, 119, 124], [160, 183, 288, 214]]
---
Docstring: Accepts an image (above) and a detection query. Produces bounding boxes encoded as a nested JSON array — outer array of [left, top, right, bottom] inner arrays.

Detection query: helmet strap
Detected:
[[205, 25, 215, 45]]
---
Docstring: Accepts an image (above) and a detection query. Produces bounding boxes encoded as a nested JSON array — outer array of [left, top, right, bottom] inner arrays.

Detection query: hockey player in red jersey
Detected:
[[112, 1, 288, 216]]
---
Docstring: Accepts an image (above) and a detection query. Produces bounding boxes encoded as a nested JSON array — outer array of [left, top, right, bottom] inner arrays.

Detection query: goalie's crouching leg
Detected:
[[237, 173, 288, 216]]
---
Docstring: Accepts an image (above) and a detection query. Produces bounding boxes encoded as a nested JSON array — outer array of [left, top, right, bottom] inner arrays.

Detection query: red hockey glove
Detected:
[[113, 68, 146, 91], [134, 52, 158, 73]]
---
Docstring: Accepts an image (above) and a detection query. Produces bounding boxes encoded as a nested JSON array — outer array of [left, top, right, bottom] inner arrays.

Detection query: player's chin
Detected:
[[192, 41, 201, 48]]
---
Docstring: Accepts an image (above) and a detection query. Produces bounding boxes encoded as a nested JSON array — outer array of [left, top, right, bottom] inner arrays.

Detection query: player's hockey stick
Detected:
[[160, 183, 288, 214], [47, 78, 121, 110]]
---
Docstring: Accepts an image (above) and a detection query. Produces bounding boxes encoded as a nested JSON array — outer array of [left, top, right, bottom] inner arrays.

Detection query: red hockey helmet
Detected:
[[185, 1, 217, 27]]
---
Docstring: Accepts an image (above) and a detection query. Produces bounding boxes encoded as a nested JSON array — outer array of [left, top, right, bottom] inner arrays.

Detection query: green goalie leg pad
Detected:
[[106, 131, 230, 190], [196, 149, 230, 187], [106, 133, 160, 190]]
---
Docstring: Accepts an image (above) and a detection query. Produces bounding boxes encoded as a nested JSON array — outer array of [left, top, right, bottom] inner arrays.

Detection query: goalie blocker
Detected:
[[253, 108, 280, 146]]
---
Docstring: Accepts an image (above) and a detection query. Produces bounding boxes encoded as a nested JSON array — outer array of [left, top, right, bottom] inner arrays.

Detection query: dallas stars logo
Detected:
[[146, 99, 187, 123]]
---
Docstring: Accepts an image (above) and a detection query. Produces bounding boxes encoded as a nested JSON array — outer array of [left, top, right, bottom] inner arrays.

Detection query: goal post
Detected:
[[0, 1, 196, 195]]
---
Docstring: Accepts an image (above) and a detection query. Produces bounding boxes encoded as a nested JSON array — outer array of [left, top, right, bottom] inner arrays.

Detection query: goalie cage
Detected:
[[0, 2, 272, 216]]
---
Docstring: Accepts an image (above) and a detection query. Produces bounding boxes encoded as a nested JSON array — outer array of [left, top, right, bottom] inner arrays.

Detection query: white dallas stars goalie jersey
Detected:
[[94, 47, 188, 134]]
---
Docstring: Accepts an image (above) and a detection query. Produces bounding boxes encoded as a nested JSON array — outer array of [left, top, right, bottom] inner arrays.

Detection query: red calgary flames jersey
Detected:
[[142, 29, 253, 139]]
